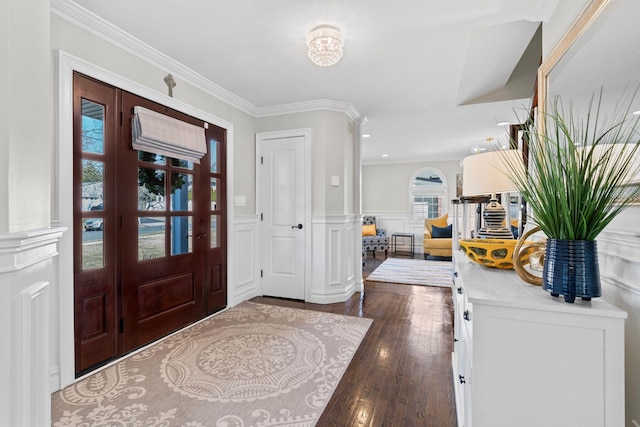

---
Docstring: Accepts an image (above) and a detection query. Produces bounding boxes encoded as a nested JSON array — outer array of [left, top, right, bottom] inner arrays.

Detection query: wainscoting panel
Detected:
[[346, 222, 356, 284], [365, 213, 426, 254], [329, 229, 342, 285], [232, 216, 261, 305], [597, 207, 640, 425], [0, 227, 64, 426], [20, 281, 51, 427], [309, 215, 358, 304]]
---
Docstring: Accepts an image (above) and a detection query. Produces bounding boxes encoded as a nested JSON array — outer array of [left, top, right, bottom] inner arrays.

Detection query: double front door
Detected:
[[73, 73, 227, 375]]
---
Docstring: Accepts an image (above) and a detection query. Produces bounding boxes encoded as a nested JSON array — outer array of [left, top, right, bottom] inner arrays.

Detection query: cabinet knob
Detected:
[[457, 287, 463, 294], [459, 375, 466, 384], [463, 310, 471, 321], [454, 271, 458, 278]]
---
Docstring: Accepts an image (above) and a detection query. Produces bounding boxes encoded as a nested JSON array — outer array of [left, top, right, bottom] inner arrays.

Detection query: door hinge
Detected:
[[260, 213, 263, 221], [261, 156, 263, 164], [119, 318, 125, 333], [261, 269, 263, 278], [119, 111, 123, 126]]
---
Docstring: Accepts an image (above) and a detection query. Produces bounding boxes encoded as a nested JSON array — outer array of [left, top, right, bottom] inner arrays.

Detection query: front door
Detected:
[[261, 136, 306, 300], [73, 74, 227, 375], [119, 93, 207, 352]]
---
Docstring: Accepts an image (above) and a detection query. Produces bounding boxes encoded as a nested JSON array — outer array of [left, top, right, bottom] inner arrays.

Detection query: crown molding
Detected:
[[50, 0, 361, 121], [257, 99, 361, 121], [50, 0, 258, 116]]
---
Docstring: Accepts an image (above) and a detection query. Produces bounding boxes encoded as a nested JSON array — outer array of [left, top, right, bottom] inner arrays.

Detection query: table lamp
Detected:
[[462, 150, 524, 239]]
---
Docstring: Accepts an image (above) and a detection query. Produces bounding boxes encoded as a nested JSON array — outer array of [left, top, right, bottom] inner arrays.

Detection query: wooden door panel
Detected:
[[73, 73, 118, 374], [204, 128, 227, 314], [73, 75, 227, 375], [120, 92, 206, 354], [137, 273, 196, 319]]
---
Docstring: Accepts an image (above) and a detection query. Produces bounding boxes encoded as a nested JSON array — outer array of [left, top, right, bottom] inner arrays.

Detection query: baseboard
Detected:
[[233, 286, 260, 305], [50, 368, 61, 393], [308, 283, 357, 304]]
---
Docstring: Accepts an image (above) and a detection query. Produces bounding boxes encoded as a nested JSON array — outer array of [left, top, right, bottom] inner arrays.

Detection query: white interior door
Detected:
[[261, 136, 306, 299]]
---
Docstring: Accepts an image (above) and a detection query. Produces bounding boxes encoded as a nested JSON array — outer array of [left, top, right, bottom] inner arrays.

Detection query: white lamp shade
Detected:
[[579, 143, 640, 184], [462, 150, 525, 196]]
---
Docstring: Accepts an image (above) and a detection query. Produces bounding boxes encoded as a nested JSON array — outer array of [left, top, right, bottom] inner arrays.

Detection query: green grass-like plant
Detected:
[[501, 91, 640, 241]]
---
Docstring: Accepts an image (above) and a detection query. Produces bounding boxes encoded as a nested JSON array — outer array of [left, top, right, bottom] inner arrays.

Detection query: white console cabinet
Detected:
[[452, 252, 626, 427]]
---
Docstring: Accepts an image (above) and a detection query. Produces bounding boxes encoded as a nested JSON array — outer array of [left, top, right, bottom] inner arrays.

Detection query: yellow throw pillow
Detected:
[[425, 214, 448, 234], [362, 224, 377, 237]]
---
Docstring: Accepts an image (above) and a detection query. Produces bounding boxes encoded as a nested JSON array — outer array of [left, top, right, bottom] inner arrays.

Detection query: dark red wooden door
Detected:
[[73, 74, 119, 374], [73, 74, 227, 375]]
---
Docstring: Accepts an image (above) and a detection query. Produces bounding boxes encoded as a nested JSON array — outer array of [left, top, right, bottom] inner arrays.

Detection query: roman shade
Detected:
[[132, 106, 207, 163]]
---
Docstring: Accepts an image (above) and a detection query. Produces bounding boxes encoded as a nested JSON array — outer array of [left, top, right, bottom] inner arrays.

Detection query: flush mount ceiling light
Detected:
[[307, 25, 344, 67]]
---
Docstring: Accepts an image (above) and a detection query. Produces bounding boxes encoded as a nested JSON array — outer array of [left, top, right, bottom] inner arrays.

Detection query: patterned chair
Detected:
[[362, 216, 389, 258]]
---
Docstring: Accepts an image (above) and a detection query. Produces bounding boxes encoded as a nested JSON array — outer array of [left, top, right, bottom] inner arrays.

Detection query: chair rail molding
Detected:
[[0, 227, 66, 273], [598, 228, 640, 296]]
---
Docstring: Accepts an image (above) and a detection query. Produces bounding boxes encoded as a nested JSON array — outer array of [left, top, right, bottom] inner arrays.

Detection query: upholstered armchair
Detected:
[[362, 216, 389, 258], [423, 213, 453, 259]]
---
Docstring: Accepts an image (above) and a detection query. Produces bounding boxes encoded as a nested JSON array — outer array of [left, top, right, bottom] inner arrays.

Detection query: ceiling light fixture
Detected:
[[362, 134, 371, 138], [381, 154, 389, 158], [496, 121, 511, 126], [307, 25, 344, 67]]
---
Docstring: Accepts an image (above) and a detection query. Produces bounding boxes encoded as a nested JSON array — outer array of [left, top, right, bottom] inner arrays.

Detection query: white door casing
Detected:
[[257, 130, 311, 300]]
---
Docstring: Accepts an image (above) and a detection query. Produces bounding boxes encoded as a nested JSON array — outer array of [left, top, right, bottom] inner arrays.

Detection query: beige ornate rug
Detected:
[[366, 258, 452, 287], [52, 301, 372, 427]]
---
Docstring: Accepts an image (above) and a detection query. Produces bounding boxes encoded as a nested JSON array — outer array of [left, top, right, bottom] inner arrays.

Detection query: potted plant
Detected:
[[502, 91, 640, 303]]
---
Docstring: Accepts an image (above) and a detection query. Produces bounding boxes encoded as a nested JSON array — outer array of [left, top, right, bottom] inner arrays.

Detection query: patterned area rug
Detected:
[[52, 301, 372, 427], [366, 258, 452, 287]]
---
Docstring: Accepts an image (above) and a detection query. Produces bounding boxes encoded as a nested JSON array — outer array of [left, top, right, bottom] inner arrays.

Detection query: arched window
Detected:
[[409, 167, 447, 220]]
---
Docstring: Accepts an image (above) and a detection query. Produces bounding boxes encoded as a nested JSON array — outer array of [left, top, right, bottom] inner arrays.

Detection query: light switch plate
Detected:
[[331, 176, 340, 187]]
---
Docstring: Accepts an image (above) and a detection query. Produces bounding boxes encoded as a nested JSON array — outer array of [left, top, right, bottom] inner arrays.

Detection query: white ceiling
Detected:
[[67, 0, 558, 164]]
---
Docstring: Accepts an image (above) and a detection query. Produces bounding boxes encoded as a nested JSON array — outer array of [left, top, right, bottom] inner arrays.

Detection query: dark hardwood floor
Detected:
[[251, 252, 457, 427]]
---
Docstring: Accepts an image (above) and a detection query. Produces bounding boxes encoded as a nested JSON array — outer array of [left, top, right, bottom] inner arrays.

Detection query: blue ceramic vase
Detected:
[[542, 239, 601, 303]]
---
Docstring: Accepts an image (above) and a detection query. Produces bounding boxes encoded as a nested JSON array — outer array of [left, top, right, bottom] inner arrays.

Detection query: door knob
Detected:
[[291, 224, 303, 229]]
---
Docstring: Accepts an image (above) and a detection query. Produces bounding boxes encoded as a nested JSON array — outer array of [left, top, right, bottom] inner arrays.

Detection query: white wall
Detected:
[[1, 0, 52, 233], [362, 160, 461, 254], [257, 110, 355, 215], [362, 160, 461, 215]]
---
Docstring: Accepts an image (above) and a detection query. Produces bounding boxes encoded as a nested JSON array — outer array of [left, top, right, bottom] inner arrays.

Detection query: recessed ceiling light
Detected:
[[496, 121, 511, 126], [362, 134, 371, 138], [633, 111, 640, 115], [381, 154, 389, 157]]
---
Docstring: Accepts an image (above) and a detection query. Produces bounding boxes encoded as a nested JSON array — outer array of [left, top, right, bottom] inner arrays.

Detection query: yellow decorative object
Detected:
[[513, 226, 547, 286], [362, 224, 376, 237], [459, 238, 537, 270]]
